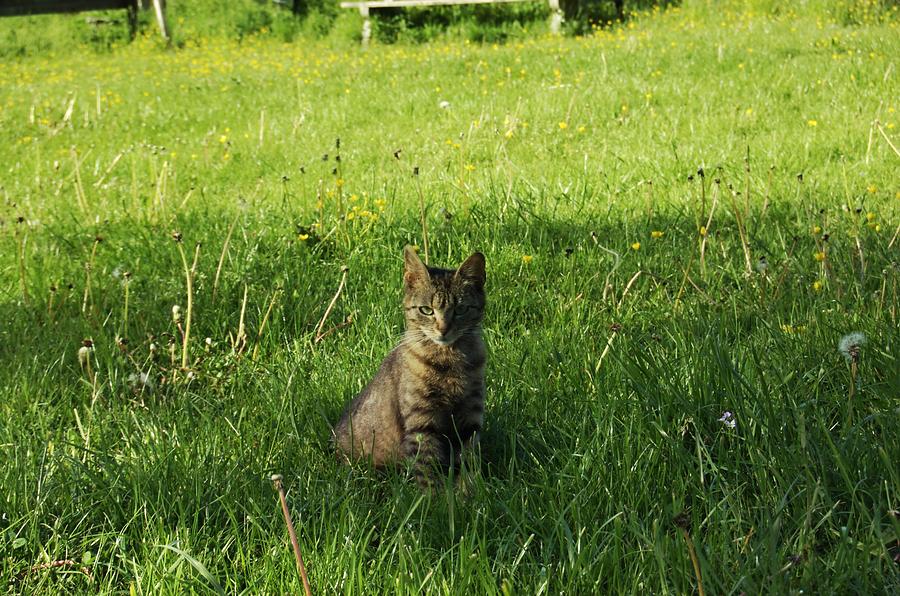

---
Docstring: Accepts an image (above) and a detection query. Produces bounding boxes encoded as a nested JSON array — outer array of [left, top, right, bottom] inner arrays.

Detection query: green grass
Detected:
[[1, 1, 899, 593]]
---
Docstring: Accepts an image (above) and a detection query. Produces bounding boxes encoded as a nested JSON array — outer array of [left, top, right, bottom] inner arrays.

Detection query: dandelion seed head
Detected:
[[838, 332, 866, 362], [127, 372, 155, 395], [172, 304, 182, 324], [77, 346, 92, 367]]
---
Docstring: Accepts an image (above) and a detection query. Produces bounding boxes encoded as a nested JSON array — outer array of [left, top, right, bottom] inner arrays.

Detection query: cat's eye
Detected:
[[455, 305, 470, 316], [418, 306, 434, 316]]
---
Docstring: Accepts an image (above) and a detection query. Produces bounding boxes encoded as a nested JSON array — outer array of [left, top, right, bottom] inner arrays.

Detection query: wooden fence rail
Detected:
[[0, 0, 169, 39]]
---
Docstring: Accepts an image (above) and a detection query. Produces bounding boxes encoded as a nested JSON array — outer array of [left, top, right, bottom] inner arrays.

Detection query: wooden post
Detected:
[[548, 0, 561, 34], [151, 0, 169, 40], [359, 4, 370, 46], [127, 0, 137, 38]]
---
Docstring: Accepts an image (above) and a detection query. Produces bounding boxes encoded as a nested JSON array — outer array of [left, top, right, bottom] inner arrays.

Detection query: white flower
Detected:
[[838, 332, 866, 362], [172, 304, 182, 324], [438, 100, 451, 110], [718, 411, 736, 429]]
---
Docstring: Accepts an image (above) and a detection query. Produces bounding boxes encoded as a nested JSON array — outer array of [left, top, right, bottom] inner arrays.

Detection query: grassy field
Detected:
[[1, 0, 899, 593]]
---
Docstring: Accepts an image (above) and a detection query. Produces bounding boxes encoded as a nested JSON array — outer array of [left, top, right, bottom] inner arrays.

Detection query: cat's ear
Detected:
[[456, 252, 485, 288], [403, 245, 428, 286]]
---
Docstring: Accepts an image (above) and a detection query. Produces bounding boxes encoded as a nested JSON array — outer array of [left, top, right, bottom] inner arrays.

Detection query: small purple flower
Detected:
[[718, 411, 736, 429]]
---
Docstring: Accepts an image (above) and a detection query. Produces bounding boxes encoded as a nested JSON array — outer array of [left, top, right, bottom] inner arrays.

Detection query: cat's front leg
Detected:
[[450, 400, 483, 484], [400, 430, 449, 489], [456, 430, 482, 495]]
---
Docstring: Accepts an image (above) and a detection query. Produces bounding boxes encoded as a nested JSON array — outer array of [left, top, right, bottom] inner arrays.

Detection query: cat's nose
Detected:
[[436, 319, 451, 336]]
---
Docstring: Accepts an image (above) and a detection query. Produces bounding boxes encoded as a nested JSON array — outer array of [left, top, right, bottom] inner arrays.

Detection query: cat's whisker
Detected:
[[397, 330, 428, 348]]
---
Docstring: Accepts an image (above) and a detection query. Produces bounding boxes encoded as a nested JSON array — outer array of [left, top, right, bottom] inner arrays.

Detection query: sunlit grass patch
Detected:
[[1, 3, 899, 593]]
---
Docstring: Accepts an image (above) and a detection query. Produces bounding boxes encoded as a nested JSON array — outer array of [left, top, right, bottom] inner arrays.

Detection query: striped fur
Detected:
[[333, 246, 486, 487]]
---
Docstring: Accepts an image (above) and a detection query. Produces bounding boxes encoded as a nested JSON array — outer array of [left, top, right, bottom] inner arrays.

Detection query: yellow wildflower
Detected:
[[651, 231, 664, 239], [522, 255, 533, 264], [298, 234, 309, 241], [631, 242, 641, 250], [812, 225, 822, 234], [812, 280, 823, 292], [558, 121, 568, 130], [807, 119, 817, 127], [814, 251, 825, 262]]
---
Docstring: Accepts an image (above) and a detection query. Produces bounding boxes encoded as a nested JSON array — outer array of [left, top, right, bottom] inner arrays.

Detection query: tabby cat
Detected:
[[333, 246, 486, 487]]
